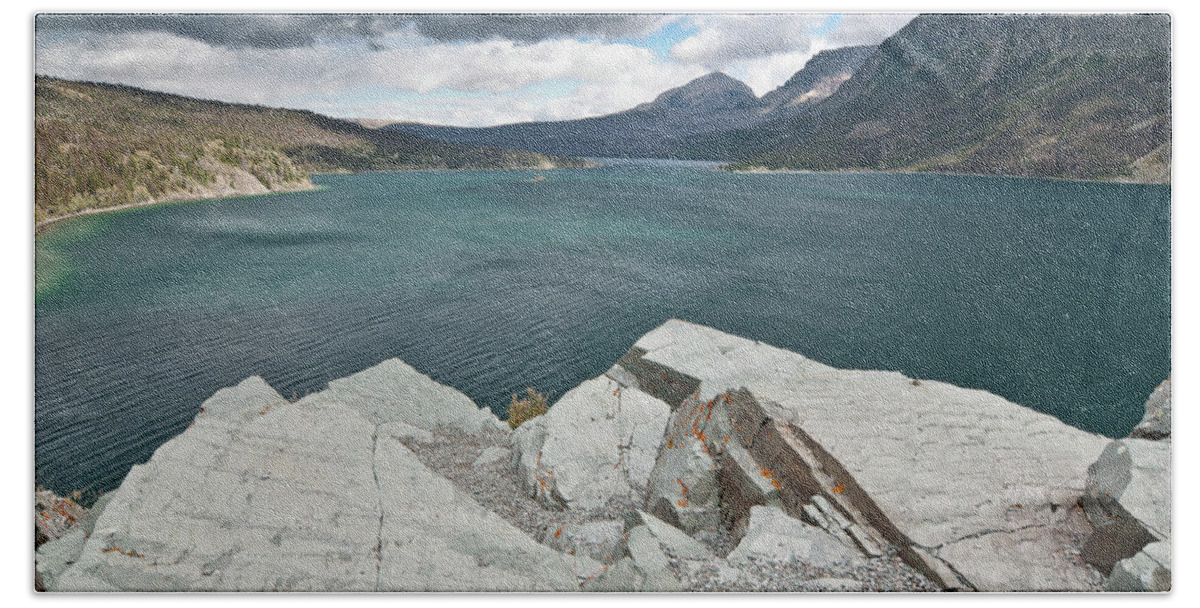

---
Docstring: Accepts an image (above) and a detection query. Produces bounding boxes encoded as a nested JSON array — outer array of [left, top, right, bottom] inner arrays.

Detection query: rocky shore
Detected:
[[34, 320, 1171, 592]]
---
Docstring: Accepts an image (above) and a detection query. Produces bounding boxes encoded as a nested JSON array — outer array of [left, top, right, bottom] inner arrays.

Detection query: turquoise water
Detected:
[[35, 160, 1171, 495]]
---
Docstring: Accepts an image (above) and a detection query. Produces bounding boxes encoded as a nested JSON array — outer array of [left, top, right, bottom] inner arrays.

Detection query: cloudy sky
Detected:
[[35, 13, 914, 126]]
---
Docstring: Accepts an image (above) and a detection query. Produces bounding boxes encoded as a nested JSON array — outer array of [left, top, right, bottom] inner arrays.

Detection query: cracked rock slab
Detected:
[[624, 319, 1114, 591], [39, 375, 578, 592]]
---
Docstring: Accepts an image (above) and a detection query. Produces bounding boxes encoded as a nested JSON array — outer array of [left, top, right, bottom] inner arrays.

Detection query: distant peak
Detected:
[[694, 71, 739, 83], [650, 72, 757, 111]]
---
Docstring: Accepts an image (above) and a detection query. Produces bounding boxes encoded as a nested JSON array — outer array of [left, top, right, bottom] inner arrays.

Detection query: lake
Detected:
[[34, 159, 1171, 495]]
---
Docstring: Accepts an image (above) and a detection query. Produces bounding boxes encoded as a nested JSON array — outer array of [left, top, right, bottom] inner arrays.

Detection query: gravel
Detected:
[[399, 428, 634, 548], [400, 427, 946, 592]]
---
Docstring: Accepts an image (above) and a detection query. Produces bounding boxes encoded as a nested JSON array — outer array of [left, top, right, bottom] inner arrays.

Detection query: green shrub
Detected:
[[507, 387, 548, 429]]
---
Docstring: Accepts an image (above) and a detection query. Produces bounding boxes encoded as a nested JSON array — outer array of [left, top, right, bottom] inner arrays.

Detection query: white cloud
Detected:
[[829, 13, 917, 46], [35, 30, 706, 126], [34, 13, 916, 126], [724, 49, 820, 96], [364, 38, 701, 96], [670, 14, 827, 66]]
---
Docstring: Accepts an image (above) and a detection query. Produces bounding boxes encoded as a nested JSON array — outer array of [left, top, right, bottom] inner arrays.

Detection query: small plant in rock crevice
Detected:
[[507, 388, 548, 429]]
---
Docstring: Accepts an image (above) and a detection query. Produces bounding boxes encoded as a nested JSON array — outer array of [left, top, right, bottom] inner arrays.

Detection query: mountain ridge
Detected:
[[725, 13, 1171, 182], [388, 47, 874, 159]]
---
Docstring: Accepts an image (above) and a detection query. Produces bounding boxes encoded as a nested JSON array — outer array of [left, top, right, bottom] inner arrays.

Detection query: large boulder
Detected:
[[37, 374, 579, 591], [643, 398, 724, 534], [616, 319, 1113, 591], [624, 509, 711, 560], [511, 374, 671, 510]]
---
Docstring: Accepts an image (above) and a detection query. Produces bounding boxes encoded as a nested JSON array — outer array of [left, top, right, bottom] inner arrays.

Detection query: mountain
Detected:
[[34, 77, 590, 225], [388, 48, 875, 160], [724, 14, 1171, 182], [758, 45, 877, 113], [389, 71, 762, 158], [673, 45, 876, 160]]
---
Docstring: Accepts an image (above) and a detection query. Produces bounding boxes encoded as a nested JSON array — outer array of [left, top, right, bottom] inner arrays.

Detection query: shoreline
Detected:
[[721, 164, 1172, 186], [34, 160, 601, 237], [34, 181, 323, 237]]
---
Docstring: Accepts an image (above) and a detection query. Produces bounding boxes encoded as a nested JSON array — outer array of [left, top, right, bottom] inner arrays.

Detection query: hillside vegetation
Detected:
[[35, 77, 589, 225]]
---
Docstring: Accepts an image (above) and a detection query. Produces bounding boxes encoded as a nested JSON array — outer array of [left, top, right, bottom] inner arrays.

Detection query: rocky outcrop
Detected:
[[1080, 378, 1171, 591], [37, 365, 581, 591], [40, 319, 1154, 592], [616, 320, 1112, 591], [35, 488, 88, 548]]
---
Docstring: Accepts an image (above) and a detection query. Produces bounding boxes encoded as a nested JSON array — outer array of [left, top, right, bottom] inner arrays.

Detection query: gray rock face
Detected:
[[620, 319, 1113, 591], [720, 440, 783, 539], [583, 557, 643, 592], [644, 404, 721, 534], [38, 374, 579, 592], [1130, 379, 1171, 440], [1080, 438, 1171, 575], [728, 506, 864, 568], [40, 320, 1146, 593], [511, 374, 671, 510]]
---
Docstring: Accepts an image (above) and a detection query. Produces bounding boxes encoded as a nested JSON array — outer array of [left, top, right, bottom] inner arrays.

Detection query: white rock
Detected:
[[1130, 379, 1171, 440], [545, 520, 625, 563], [582, 557, 643, 592], [624, 525, 682, 592], [727, 506, 864, 568], [511, 376, 670, 510], [309, 358, 506, 434], [626, 319, 1112, 591], [41, 375, 577, 591], [379, 419, 434, 444], [644, 408, 720, 533]]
